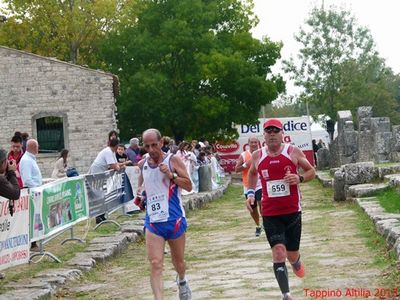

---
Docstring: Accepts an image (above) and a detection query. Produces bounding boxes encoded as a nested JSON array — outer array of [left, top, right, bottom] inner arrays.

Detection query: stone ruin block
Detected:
[[390, 152, 400, 162], [337, 110, 352, 135], [343, 130, 358, 157], [357, 106, 372, 131], [329, 140, 340, 168], [316, 148, 330, 170], [333, 169, 346, 201], [374, 132, 392, 162], [343, 162, 377, 185], [371, 117, 390, 133], [357, 131, 373, 162], [391, 125, 400, 152], [343, 120, 354, 132]]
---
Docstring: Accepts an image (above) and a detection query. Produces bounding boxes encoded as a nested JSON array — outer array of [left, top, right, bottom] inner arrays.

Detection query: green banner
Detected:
[[29, 176, 89, 242]]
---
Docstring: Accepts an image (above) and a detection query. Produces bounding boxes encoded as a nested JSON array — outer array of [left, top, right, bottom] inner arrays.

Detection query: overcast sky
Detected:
[[252, 0, 400, 97]]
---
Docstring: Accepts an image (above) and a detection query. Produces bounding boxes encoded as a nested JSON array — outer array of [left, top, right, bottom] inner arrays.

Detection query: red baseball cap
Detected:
[[263, 118, 283, 130]]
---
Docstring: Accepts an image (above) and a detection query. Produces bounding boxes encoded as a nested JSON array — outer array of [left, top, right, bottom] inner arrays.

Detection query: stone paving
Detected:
[[52, 180, 399, 300]]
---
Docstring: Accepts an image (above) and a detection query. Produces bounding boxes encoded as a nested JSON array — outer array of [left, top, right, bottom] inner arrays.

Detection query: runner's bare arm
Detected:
[[135, 159, 146, 195], [296, 147, 316, 182], [247, 149, 260, 190], [161, 155, 192, 192], [234, 154, 245, 173], [245, 149, 261, 212], [285, 146, 315, 184]]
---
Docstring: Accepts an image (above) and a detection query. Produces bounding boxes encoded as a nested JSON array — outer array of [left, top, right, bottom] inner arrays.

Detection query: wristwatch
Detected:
[[172, 172, 178, 180], [299, 175, 304, 183]]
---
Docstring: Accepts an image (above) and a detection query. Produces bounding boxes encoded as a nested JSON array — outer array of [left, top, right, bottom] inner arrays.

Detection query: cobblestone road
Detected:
[[55, 181, 398, 300]]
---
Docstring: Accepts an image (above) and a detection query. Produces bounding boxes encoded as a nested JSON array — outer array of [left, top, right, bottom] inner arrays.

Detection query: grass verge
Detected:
[[375, 187, 400, 213]]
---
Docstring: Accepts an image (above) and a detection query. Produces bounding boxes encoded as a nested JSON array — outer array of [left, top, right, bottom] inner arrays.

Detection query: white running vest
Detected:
[[143, 153, 185, 223]]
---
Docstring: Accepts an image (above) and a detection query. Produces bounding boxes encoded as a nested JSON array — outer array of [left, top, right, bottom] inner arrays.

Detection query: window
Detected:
[[36, 116, 65, 153]]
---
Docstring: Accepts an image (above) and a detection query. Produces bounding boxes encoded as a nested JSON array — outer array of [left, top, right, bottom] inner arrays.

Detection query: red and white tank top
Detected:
[[257, 144, 301, 216]]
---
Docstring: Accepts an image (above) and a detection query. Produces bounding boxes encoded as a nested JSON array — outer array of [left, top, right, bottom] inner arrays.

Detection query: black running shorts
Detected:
[[262, 212, 302, 251]]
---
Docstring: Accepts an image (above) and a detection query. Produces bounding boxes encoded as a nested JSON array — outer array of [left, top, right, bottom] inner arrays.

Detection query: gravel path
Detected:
[[54, 181, 397, 300]]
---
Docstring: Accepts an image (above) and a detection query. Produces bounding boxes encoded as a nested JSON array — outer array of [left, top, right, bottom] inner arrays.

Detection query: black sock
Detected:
[[291, 255, 301, 270], [273, 262, 289, 294]]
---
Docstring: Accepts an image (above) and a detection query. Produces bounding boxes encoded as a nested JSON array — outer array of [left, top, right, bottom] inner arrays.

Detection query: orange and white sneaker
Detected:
[[292, 261, 305, 278]]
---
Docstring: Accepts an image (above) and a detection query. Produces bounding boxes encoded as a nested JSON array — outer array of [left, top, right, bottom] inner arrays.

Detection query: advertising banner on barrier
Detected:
[[29, 177, 89, 242], [124, 166, 141, 213], [216, 117, 314, 172], [85, 170, 133, 218], [0, 189, 30, 270]]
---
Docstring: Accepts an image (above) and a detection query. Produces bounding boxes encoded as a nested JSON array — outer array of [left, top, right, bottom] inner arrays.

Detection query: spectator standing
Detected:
[[176, 141, 190, 160], [88, 138, 120, 224], [197, 151, 208, 165], [51, 149, 69, 179], [107, 130, 118, 146], [89, 139, 120, 174], [126, 138, 140, 165], [0, 148, 21, 201], [312, 139, 319, 167], [21, 132, 29, 153], [20, 139, 42, 188], [176, 142, 195, 195], [7, 135, 24, 188], [19, 139, 42, 250], [116, 144, 132, 166], [317, 139, 326, 149], [193, 143, 201, 158], [187, 144, 199, 193], [168, 139, 178, 154], [161, 136, 170, 153]]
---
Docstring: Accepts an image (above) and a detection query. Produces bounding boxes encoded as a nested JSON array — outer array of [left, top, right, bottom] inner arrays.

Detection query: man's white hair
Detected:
[[130, 138, 139, 145]]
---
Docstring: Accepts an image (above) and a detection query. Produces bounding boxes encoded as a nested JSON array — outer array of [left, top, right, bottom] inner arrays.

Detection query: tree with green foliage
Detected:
[[336, 56, 400, 124], [99, 0, 284, 141], [0, 0, 133, 65], [284, 5, 400, 125], [262, 101, 306, 119]]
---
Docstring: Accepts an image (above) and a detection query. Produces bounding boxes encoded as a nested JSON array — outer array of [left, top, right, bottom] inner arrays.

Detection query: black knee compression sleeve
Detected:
[[273, 262, 289, 294]]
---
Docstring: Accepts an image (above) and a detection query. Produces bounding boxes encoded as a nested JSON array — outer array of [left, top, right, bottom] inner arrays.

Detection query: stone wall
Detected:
[[327, 106, 400, 168], [0, 46, 118, 177]]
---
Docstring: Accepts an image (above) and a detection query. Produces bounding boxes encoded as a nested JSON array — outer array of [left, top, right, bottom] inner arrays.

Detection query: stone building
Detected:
[[0, 46, 119, 177]]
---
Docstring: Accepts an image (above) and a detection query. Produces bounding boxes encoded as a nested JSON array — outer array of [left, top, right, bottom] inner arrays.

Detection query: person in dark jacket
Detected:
[[312, 139, 319, 166], [0, 148, 20, 201]]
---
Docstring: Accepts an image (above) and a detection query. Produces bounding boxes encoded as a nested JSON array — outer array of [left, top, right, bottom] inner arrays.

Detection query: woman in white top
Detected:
[[51, 149, 69, 178]]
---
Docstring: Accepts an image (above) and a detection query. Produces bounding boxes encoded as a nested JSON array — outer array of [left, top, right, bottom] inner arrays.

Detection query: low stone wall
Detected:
[[326, 161, 400, 261], [332, 161, 400, 201], [315, 171, 333, 187], [0, 177, 231, 299], [355, 198, 400, 261]]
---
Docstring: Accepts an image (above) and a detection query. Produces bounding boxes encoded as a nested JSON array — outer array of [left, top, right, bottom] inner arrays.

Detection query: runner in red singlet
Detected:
[[246, 118, 315, 300]]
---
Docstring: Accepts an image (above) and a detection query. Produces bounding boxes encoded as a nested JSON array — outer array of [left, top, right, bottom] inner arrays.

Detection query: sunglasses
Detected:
[[264, 127, 281, 134]]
